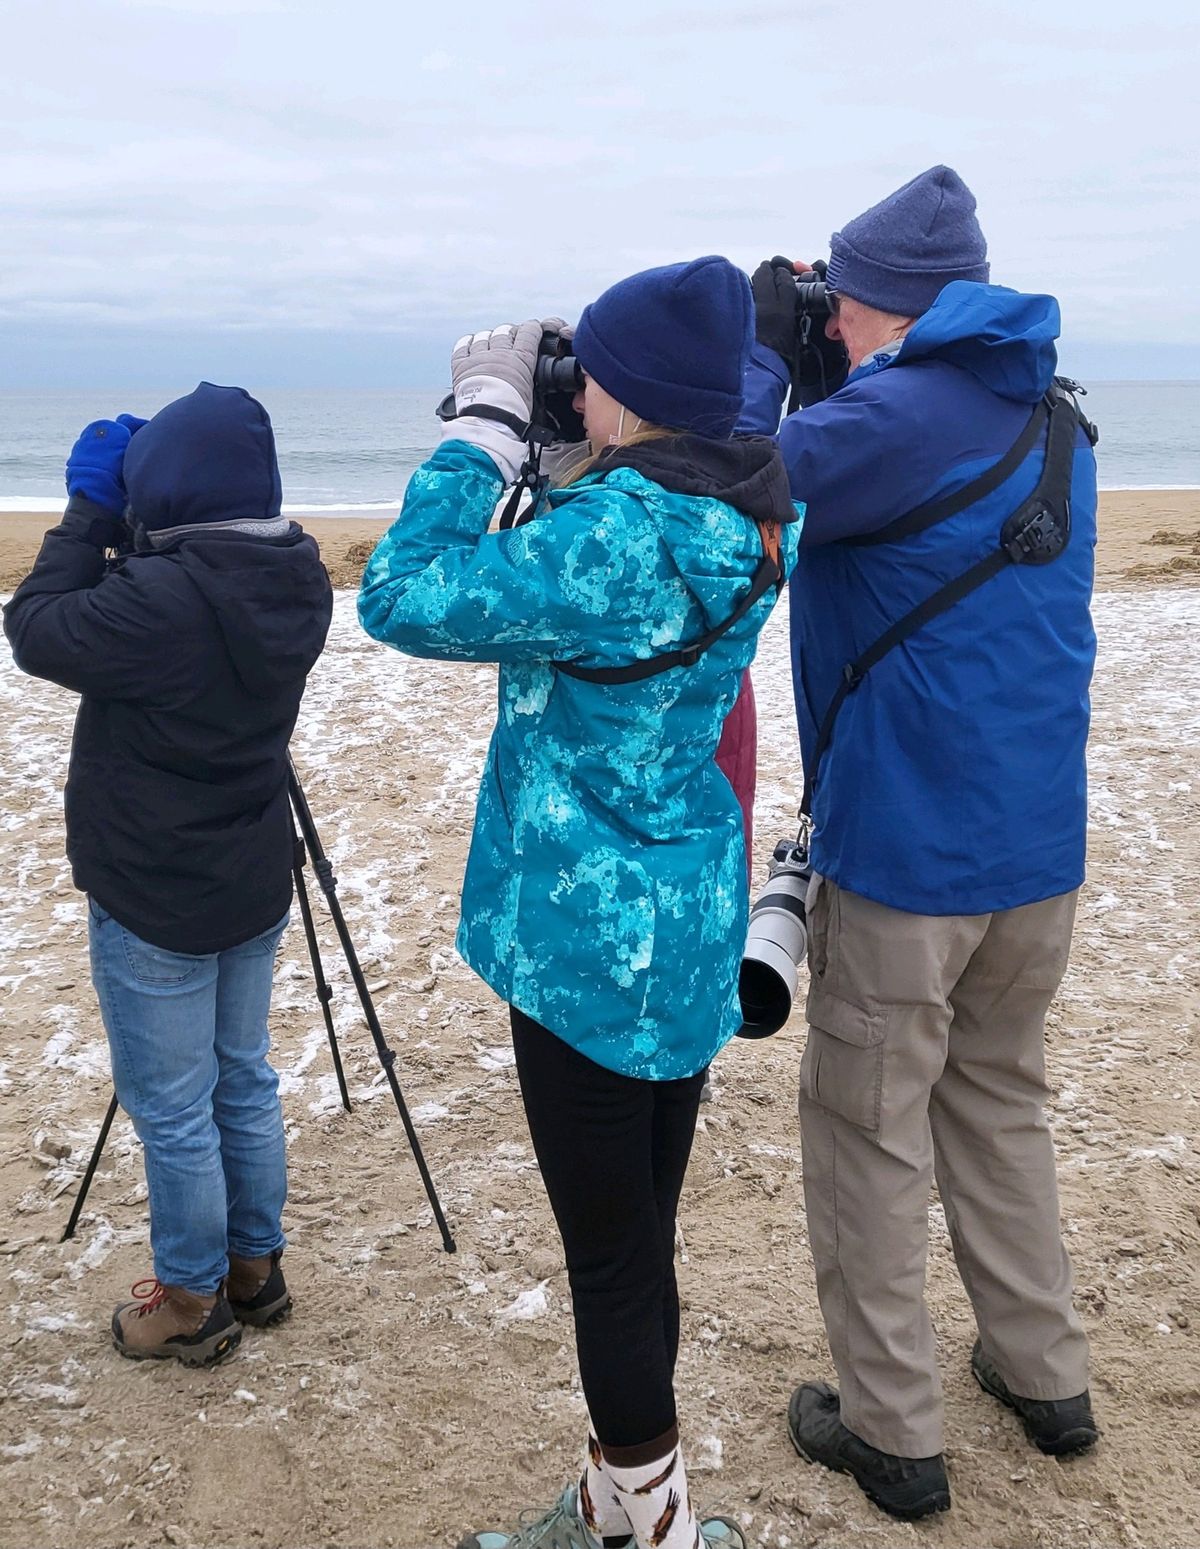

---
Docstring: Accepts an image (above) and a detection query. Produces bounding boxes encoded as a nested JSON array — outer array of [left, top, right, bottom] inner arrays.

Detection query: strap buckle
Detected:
[[1003, 504, 1066, 564], [678, 645, 703, 668]]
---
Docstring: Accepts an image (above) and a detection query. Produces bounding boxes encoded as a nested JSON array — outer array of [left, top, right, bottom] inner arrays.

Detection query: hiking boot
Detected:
[[696, 1518, 746, 1548], [457, 1484, 600, 1549], [111, 1278, 241, 1367], [228, 1248, 292, 1327], [787, 1381, 950, 1522], [458, 1485, 745, 1549], [971, 1340, 1098, 1457]]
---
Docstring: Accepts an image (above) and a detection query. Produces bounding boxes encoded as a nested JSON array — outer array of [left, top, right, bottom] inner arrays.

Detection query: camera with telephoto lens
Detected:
[[436, 324, 586, 443], [737, 831, 813, 1038]]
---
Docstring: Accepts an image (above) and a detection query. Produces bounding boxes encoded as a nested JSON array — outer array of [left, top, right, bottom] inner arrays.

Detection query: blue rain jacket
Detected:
[[740, 282, 1097, 915], [358, 436, 799, 1079]]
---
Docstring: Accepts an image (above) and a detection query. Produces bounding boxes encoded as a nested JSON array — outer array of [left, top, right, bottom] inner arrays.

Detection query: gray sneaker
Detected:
[[457, 1486, 600, 1549], [456, 1484, 748, 1549], [699, 1516, 747, 1548]]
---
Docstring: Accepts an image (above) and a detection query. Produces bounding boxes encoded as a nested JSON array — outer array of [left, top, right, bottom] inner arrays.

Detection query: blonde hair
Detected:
[[555, 424, 678, 487]]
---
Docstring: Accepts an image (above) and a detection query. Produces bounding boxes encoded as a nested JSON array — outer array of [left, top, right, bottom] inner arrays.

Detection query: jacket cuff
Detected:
[[736, 342, 791, 436], [58, 494, 127, 548], [439, 420, 526, 486]]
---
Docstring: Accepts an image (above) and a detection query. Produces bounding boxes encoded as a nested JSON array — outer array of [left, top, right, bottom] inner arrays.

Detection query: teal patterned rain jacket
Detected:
[[358, 436, 800, 1080]]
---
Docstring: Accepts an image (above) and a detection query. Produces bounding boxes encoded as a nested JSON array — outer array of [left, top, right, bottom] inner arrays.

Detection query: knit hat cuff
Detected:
[[574, 308, 744, 439], [827, 234, 990, 317]]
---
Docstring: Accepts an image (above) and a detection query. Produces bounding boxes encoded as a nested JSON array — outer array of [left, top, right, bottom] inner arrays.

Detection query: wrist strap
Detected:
[[455, 403, 555, 447]]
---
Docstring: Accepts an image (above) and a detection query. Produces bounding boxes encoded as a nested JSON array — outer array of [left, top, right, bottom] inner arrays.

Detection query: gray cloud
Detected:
[[1, 0, 1197, 386]]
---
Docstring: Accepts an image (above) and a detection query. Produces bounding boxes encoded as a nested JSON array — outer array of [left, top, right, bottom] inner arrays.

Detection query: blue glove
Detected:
[[64, 419, 135, 516]]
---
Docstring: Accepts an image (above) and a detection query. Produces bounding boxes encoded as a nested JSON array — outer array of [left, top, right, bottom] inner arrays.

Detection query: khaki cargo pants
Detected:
[[799, 875, 1089, 1458]]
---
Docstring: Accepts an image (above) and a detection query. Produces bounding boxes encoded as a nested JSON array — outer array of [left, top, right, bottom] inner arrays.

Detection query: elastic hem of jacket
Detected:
[[463, 947, 732, 1083], [85, 888, 293, 957], [808, 862, 1086, 919]]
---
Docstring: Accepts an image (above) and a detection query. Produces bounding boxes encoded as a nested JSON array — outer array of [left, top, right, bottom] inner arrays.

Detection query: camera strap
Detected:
[[800, 380, 1091, 819], [451, 404, 556, 532], [497, 445, 548, 532], [555, 520, 783, 685]]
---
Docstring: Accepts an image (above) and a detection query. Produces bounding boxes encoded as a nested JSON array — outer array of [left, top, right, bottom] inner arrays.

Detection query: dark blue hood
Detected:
[[885, 281, 1061, 403], [124, 382, 283, 532]]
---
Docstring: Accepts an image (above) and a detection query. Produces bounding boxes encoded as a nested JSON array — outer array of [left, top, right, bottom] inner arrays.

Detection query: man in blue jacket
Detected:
[[740, 167, 1099, 1519], [4, 385, 332, 1366]]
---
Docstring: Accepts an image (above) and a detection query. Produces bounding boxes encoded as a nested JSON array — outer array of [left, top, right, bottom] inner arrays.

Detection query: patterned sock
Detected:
[[579, 1430, 633, 1546], [602, 1430, 699, 1549]]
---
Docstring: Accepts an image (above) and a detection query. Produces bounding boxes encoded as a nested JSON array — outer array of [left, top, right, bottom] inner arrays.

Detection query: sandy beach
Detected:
[[1, 492, 1198, 1549], [2, 490, 1200, 595]]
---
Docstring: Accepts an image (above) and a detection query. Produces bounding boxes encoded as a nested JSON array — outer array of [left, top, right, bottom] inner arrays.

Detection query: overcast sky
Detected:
[[2, 0, 1197, 387]]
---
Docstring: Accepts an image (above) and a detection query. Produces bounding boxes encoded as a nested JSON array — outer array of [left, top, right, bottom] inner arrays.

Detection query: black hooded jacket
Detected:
[[3, 391, 333, 954]]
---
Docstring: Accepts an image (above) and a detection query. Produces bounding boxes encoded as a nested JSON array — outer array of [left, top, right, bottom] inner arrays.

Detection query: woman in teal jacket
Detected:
[[359, 257, 798, 1549]]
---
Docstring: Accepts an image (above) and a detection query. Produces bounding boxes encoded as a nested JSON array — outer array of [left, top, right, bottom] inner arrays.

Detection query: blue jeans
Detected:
[[88, 899, 290, 1294]]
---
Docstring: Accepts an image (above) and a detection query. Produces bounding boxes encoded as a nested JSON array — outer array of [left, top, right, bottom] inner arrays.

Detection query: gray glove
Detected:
[[443, 319, 543, 483]]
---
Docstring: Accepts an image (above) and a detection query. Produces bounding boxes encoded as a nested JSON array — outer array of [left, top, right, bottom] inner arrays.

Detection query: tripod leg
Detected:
[[292, 830, 352, 1113], [61, 1090, 120, 1242], [288, 758, 456, 1252]]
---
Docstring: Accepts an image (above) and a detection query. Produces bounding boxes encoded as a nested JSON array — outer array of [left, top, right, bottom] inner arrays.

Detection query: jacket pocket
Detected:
[[799, 985, 887, 1132]]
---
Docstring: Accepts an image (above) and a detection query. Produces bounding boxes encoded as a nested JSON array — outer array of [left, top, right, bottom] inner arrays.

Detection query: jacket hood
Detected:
[[882, 281, 1061, 403], [558, 433, 798, 631], [593, 433, 798, 526], [161, 527, 332, 698], [124, 382, 283, 532]]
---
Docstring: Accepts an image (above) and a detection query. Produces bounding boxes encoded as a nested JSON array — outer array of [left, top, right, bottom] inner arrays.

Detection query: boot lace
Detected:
[[507, 1489, 596, 1549], [128, 1278, 168, 1317]]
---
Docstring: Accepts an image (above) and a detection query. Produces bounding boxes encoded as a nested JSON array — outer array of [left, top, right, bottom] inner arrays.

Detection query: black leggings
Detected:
[[510, 1007, 706, 1449]]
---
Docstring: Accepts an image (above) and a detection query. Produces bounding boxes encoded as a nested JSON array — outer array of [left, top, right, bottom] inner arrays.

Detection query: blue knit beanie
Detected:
[[827, 165, 989, 317], [572, 256, 752, 438]]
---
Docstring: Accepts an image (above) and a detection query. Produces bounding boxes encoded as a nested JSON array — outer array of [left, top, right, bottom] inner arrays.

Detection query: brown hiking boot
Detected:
[[227, 1248, 292, 1327], [111, 1278, 241, 1366]]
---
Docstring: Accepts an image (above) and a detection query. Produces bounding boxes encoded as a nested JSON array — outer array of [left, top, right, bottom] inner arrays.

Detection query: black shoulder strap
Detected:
[[555, 554, 781, 685], [844, 398, 1049, 547], [801, 384, 1082, 818]]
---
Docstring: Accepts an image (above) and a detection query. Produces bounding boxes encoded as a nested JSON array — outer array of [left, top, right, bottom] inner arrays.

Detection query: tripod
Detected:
[[60, 755, 456, 1253]]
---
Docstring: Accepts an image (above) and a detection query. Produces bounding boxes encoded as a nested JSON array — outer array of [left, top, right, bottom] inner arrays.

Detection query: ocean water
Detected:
[[1, 381, 1197, 514]]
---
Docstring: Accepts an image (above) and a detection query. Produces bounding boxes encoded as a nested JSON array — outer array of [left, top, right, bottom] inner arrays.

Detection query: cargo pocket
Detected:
[[806, 873, 832, 981], [799, 986, 887, 1132]]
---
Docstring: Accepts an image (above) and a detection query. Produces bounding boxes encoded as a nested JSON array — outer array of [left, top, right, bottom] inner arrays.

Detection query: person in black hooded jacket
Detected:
[[3, 383, 332, 1366]]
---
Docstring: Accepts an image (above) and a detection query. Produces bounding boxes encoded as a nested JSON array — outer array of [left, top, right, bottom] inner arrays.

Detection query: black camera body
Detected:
[[436, 325, 586, 444], [787, 263, 848, 405]]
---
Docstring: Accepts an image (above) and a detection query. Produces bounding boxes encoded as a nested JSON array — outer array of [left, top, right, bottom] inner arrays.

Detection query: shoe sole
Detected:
[[231, 1293, 293, 1329], [786, 1404, 951, 1522], [113, 1323, 242, 1368], [971, 1361, 1098, 1458]]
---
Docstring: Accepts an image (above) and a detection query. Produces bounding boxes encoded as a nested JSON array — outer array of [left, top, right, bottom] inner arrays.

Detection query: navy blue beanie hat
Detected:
[[124, 382, 282, 533], [826, 164, 989, 317], [572, 256, 752, 438]]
